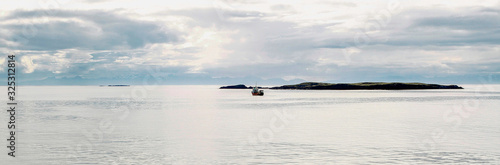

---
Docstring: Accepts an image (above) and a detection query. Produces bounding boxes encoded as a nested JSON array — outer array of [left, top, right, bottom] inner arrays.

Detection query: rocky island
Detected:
[[220, 82, 463, 90], [219, 84, 249, 89], [270, 82, 463, 90], [219, 84, 268, 89]]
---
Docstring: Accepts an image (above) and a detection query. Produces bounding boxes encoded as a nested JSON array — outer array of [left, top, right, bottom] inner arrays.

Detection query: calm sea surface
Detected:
[[2, 85, 500, 164]]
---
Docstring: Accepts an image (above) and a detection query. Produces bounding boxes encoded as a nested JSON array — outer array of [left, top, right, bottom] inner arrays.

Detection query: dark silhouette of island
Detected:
[[270, 82, 463, 90], [220, 84, 248, 89], [219, 84, 267, 89], [220, 82, 463, 90]]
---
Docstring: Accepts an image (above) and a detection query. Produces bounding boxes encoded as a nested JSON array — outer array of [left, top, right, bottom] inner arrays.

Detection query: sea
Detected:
[[1, 85, 500, 164]]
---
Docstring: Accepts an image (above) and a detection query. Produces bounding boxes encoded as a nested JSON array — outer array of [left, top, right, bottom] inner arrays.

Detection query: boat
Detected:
[[251, 86, 264, 96], [107, 85, 130, 87], [100, 85, 130, 87], [99, 84, 130, 87]]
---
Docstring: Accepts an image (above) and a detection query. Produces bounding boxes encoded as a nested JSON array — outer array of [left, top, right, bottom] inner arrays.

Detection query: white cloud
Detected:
[[20, 55, 36, 73], [0, 57, 5, 72]]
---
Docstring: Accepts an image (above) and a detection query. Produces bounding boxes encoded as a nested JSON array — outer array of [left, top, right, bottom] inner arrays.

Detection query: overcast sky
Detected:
[[1, 0, 499, 84]]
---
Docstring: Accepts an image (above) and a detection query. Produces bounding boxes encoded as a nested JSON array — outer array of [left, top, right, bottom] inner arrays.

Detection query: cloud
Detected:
[[1, 9, 180, 50], [321, 1, 357, 8], [398, 8, 500, 46], [20, 55, 36, 73], [270, 4, 293, 11], [0, 57, 5, 72], [156, 5, 500, 82]]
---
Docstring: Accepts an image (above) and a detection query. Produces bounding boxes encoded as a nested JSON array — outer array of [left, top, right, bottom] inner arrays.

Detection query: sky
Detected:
[[0, 0, 499, 85]]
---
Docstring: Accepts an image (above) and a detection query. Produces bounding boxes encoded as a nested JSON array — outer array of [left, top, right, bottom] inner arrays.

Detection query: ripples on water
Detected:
[[1, 85, 500, 164]]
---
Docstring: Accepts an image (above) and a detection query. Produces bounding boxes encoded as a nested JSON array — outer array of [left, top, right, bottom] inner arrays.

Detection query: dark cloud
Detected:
[[413, 14, 500, 31], [317, 7, 500, 48], [1, 10, 180, 50], [387, 11, 500, 46], [480, 7, 500, 14]]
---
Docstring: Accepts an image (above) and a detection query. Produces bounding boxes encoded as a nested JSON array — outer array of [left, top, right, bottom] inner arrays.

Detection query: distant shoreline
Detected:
[[220, 82, 464, 90]]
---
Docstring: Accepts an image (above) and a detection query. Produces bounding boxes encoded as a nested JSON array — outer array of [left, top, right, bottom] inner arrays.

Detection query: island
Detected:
[[220, 82, 463, 90], [219, 84, 268, 89], [270, 82, 463, 90], [219, 84, 249, 89]]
